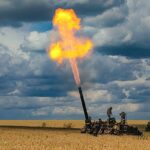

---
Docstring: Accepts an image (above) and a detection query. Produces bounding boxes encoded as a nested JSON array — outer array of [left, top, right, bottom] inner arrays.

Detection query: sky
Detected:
[[0, 0, 150, 120]]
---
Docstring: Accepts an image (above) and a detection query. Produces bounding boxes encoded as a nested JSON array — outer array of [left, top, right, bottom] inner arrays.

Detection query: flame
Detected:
[[48, 8, 93, 85]]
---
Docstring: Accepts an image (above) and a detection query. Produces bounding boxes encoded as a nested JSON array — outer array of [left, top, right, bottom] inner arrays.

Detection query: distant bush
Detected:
[[42, 122, 46, 128], [145, 122, 150, 131], [63, 123, 72, 129]]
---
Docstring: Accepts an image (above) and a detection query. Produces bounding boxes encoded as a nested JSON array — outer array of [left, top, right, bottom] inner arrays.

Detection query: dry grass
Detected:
[[0, 120, 149, 150], [0, 120, 84, 128], [0, 120, 148, 128]]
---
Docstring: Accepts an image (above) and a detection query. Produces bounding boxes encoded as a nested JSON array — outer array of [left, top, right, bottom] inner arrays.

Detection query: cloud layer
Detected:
[[0, 0, 150, 119], [0, 0, 126, 26]]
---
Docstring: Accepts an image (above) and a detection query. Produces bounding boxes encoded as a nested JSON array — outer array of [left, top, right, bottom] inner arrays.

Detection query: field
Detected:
[[0, 120, 150, 150]]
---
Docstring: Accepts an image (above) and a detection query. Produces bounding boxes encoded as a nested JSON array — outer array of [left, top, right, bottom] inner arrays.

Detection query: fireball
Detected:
[[48, 8, 93, 85]]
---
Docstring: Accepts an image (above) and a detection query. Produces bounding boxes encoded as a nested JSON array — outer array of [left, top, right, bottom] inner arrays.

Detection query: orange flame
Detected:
[[48, 8, 93, 85]]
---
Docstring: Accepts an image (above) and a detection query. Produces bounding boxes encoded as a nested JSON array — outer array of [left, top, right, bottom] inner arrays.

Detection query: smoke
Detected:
[[69, 59, 80, 85]]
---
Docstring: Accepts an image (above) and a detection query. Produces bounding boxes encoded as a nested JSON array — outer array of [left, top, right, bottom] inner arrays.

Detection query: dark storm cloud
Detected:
[[83, 3, 128, 28], [67, 0, 126, 16], [25, 77, 75, 97], [0, 21, 22, 27], [0, 0, 126, 27], [97, 45, 150, 58], [0, 71, 76, 97], [0, 0, 51, 22], [80, 54, 136, 85], [126, 87, 150, 102], [0, 42, 78, 97]]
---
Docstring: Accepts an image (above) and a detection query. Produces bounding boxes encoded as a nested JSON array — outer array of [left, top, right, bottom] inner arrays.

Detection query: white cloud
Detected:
[[84, 6, 127, 27], [114, 103, 141, 112], [68, 89, 112, 102], [79, 102, 142, 117], [24, 31, 50, 51], [108, 55, 131, 63], [112, 77, 150, 88], [142, 16, 150, 28], [32, 106, 51, 116], [82, 0, 150, 47], [0, 26, 28, 49], [52, 106, 82, 115], [92, 26, 129, 47], [22, 29, 59, 52], [8, 89, 21, 96], [122, 89, 130, 98]]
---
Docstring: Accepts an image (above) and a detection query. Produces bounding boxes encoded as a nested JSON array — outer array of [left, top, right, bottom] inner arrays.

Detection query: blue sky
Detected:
[[0, 0, 150, 120]]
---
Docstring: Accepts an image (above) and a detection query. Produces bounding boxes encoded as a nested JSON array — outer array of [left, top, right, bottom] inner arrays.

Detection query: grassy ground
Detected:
[[0, 120, 149, 150], [0, 120, 149, 128]]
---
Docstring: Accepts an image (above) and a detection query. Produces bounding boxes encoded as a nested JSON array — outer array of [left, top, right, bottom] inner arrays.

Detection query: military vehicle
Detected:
[[78, 86, 142, 136], [81, 117, 142, 136]]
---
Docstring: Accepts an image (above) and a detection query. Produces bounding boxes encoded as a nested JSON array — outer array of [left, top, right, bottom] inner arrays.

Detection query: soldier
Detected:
[[107, 107, 112, 119], [107, 107, 113, 124], [85, 116, 92, 131], [86, 116, 92, 124], [120, 112, 126, 125]]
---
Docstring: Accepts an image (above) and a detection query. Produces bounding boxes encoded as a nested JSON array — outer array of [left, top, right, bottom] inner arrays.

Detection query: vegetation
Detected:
[[0, 120, 149, 150], [63, 123, 73, 129], [145, 122, 150, 131], [42, 122, 46, 128]]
